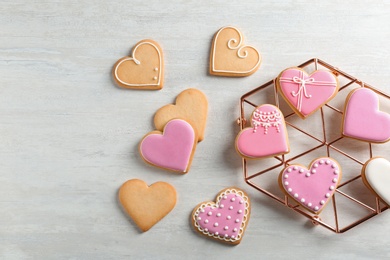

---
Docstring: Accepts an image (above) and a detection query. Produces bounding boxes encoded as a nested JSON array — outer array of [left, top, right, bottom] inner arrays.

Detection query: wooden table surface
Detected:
[[1, 1, 390, 259]]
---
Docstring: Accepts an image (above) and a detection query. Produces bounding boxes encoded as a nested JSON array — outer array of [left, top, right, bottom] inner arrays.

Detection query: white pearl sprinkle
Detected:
[[284, 181, 289, 186], [215, 232, 219, 235], [233, 228, 237, 232], [239, 200, 244, 204], [326, 160, 330, 165], [332, 164, 336, 168], [284, 174, 289, 179], [204, 220, 209, 224], [204, 228, 208, 232], [320, 160, 324, 164], [220, 204, 224, 208], [308, 203, 312, 207], [214, 223, 219, 227], [287, 168, 292, 173], [330, 186, 335, 190], [223, 196, 227, 200], [311, 169, 316, 174], [325, 193, 330, 198], [320, 200, 325, 205], [207, 212, 212, 216], [288, 188, 292, 192], [235, 219, 240, 223], [154, 67, 158, 71], [231, 235, 235, 239], [314, 164, 318, 168], [334, 170, 339, 175], [227, 216, 231, 220], [314, 206, 319, 211], [294, 193, 299, 198], [231, 198, 235, 202], [306, 173, 311, 177], [217, 213, 221, 217], [332, 178, 338, 183], [238, 210, 243, 214], [200, 209, 205, 213], [301, 198, 305, 203], [299, 169, 304, 173], [153, 76, 157, 80], [197, 217, 201, 221], [293, 166, 298, 170], [225, 234, 228, 237], [229, 206, 233, 210], [224, 226, 228, 230]]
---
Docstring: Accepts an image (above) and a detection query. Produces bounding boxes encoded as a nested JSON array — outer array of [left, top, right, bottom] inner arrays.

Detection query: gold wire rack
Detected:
[[238, 58, 389, 233]]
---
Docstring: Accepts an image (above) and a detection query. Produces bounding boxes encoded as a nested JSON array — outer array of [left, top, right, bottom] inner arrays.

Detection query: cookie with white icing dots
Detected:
[[209, 26, 261, 77], [279, 157, 342, 214], [235, 104, 289, 159], [154, 88, 208, 142], [113, 39, 164, 90], [277, 68, 339, 119], [342, 88, 390, 143], [139, 119, 197, 173], [191, 187, 250, 245], [119, 179, 177, 232], [361, 157, 390, 206]]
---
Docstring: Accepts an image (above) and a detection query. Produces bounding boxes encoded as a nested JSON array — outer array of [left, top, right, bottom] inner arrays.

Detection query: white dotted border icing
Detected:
[[193, 188, 250, 242]]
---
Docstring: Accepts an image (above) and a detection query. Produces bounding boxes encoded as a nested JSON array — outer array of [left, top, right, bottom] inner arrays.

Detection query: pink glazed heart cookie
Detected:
[[191, 188, 250, 245], [139, 119, 197, 173], [342, 88, 390, 143], [279, 157, 342, 214], [235, 104, 289, 159], [277, 68, 339, 119]]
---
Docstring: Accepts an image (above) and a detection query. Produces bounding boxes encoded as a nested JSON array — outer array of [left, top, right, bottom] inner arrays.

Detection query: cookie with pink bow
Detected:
[[277, 68, 339, 119], [235, 104, 290, 159]]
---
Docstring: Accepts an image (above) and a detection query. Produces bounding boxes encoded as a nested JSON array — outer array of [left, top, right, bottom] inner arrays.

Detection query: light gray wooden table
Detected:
[[1, 1, 390, 259]]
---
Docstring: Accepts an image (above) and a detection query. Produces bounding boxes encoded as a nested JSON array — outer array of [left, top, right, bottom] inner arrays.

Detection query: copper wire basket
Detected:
[[238, 58, 390, 233]]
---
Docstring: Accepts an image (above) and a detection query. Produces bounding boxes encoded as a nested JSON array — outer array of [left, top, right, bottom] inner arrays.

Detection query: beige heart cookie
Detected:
[[210, 26, 261, 77], [154, 88, 208, 142], [119, 179, 176, 232], [113, 39, 164, 90]]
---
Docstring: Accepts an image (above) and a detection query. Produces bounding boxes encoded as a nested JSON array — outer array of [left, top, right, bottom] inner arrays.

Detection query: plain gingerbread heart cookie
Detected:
[[235, 104, 289, 159], [209, 26, 261, 77], [154, 88, 208, 142], [191, 187, 250, 245], [279, 157, 342, 214], [119, 179, 177, 232], [140, 119, 198, 173], [342, 88, 390, 143], [277, 68, 339, 119], [113, 39, 164, 90], [362, 157, 390, 206]]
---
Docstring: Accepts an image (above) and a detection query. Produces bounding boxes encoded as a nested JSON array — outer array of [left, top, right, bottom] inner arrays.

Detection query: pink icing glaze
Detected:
[[281, 158, 341, 213], [236, 104, 289, 158], [343, 88, 390, 143], [278, 69, 338, 117], [194, 190, 248, 240], [140, 119, 195, 172]]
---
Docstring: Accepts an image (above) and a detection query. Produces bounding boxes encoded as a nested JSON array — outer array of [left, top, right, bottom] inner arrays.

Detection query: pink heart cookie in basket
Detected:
[[342, 88, 390, 143], [235, 104, 289, 159], [279, 157, 342, 214], [139, 119, 197, 173], [277, 68, 339, 119], [191, 188, 250, 245]]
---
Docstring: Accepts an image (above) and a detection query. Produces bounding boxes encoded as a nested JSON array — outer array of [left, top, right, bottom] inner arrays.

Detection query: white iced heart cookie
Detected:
[[362, 157, 390, 206]]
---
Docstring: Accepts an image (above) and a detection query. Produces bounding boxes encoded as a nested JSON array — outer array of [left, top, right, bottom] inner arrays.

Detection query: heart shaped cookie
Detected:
[[191, 187, 250, 245], [113, 39, 164, 90], [119, 179, 177, 232], [279, 157, 342, 214], [342, 88, 390, 143], [362, 157, 390, 206], [140, 119, 197, 173], [210, 26, 261, 77], [235, 104, 289, 159], [277, 68, 339, 119], [154, 88, 208, 142]]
